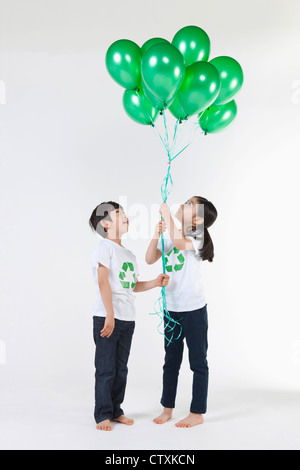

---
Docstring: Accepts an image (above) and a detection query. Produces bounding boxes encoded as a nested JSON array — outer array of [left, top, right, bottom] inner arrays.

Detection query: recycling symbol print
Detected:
[[119, 261, 137, 289], [165, 247, 185, 272]]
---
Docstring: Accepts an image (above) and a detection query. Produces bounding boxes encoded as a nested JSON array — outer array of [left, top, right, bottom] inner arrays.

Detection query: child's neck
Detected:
[[107, 235, 123, 246]]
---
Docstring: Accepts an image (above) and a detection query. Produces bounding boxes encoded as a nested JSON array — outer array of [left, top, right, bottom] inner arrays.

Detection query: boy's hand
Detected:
[[155, 220, 167, 237], [156, 274, 170, 288], [159, 203, 171, 221], [101, 315, 115, 338]]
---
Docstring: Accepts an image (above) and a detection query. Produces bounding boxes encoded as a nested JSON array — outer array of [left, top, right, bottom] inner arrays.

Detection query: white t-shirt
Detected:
[[157, 230, 206, 312], [91, 238, 140, 321]]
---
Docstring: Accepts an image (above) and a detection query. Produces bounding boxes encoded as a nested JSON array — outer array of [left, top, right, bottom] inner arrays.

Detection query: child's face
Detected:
[[105, 207, 129, 237], [175, 197, 201, 228]]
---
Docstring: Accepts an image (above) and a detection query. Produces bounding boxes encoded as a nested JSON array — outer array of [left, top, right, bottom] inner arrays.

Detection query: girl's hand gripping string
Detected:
[[159, 203, 171, 222], [155, 220, 167, 238]]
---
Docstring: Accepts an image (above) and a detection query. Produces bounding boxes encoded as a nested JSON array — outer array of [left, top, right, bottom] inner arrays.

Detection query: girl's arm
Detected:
[[97, 264, 115, 338], [145, 221, 166, 264], [133, 274, 169, 293], [159, 203, 194, 251]]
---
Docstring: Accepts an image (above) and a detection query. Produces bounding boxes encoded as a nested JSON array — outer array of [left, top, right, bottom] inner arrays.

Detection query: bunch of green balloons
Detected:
[[106, 25, 243, 133]]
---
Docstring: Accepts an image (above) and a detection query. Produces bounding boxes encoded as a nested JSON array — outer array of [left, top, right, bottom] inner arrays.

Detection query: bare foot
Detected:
[[112, 414, 134, 426], [175, 413, 204, 428], [153, 408, 173, 425], [96, 419, 112, 431]]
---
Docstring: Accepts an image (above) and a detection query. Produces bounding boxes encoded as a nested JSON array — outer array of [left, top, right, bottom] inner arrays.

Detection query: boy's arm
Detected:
[[133, 274, 169, 293], [145, 221, 166, 264], [97, 264, 115, 338]]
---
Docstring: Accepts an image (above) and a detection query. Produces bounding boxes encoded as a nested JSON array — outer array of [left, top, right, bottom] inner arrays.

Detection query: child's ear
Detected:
[[193, 216, 204, 226], [100, 219, 109, 231]]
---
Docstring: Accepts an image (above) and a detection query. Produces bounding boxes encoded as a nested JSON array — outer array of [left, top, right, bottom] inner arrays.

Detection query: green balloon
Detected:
[[106, 39, 142, 90], [123, 89, 159, 125], [140, 78, 174, 112], [199, 100, 237, 133], [177, 61, 220, 117], [172, 25, 210, 66], [141, 43, 185, 104], [141, 37, 169, 55], [209, 56, 243, 105], [168, 96, 188, 121]]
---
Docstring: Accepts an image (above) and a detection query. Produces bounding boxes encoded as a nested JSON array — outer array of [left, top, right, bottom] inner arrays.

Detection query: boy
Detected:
[[89, 201, 169, 431]]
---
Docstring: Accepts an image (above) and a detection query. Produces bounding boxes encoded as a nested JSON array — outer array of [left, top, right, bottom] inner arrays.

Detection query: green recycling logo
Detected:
[[165, 247, 185, 272], [119, 262, 137, 289]]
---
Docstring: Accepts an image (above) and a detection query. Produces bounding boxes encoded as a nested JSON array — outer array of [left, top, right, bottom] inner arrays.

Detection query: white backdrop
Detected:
[[1, 0, 300, 450]]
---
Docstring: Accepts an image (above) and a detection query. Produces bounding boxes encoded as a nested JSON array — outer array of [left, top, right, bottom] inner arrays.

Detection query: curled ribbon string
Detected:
[[133, 90, 202, 345], [149, 109, 184, 346]]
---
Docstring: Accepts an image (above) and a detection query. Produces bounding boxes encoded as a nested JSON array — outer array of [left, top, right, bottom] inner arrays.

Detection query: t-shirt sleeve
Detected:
[[92, 241, 111, 269], [184, 234, 204, 255]]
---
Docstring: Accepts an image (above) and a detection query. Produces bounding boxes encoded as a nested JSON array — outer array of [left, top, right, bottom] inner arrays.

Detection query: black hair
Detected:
[[89, 201, 123, 238], [190, 196, 218, 262]]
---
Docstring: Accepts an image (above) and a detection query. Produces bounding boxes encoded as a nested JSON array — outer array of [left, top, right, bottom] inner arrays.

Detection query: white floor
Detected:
[[1, 385, 300, 450]]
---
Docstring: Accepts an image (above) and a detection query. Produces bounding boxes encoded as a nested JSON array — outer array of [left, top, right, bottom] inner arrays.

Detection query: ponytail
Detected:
[[200, 227, 214, 262]]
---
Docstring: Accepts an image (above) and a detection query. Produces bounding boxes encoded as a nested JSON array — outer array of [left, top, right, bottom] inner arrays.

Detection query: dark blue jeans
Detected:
[[161, 304, 209, 414], [93, 316, 135, 424]]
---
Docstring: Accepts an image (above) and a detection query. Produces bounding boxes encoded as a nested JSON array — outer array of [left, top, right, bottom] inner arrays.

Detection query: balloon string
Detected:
[[132, 90, 183, 343], [149, 109, 184, 346], [148, 106, 205, 345], [171, 110, 205, 159], [152, 122, 169, 152], [162, 109, 171, 155], [171, 120, 204, 161], [170, 119, 180, 156]]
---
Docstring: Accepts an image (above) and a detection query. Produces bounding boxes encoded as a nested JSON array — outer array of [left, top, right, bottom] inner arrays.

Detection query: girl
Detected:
[[145, 196, 217, 428]]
